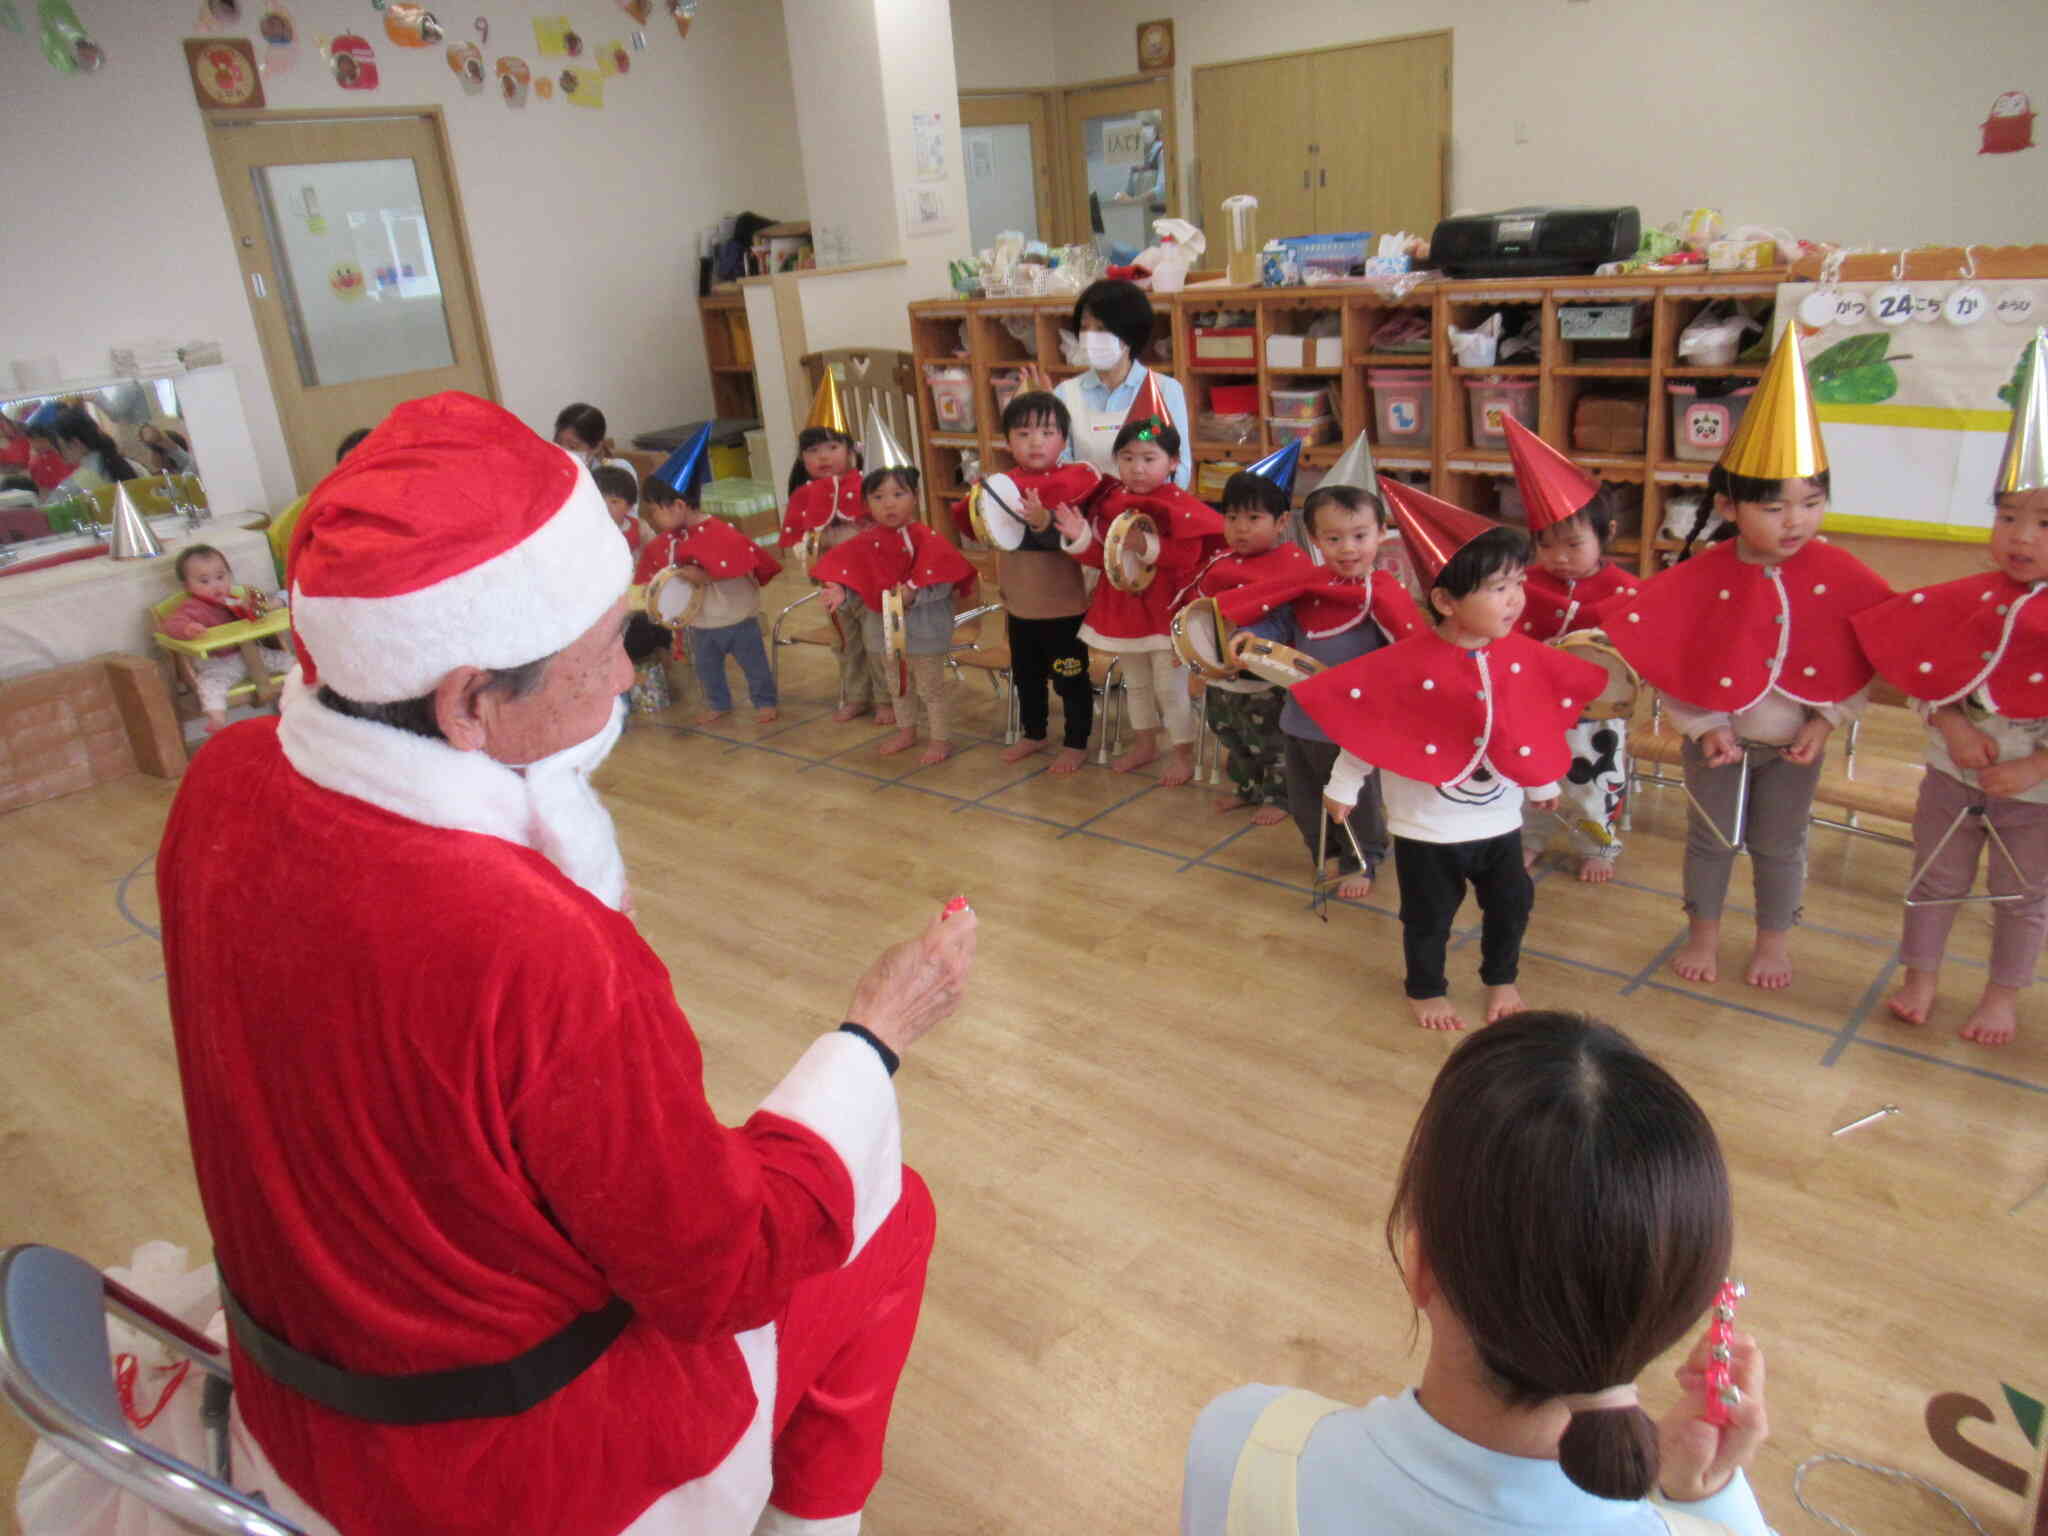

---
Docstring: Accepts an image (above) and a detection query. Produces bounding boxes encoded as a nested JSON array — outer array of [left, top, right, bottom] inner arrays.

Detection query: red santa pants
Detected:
[[769, 1167, 936, 1518]]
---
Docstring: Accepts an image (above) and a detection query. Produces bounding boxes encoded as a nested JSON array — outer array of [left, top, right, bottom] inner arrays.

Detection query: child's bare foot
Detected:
[[1960, 983, 2021, 1046], [1111, 739, 1159, 774], [1577, 855, 1616, 883], [1671, 918, 1720, 984], [1213, 794, 1254, 814], [1484, 984, 1527, 1024], [695, 708, 730, 726], [873, 707, 897, 727], [1886, 967, 1938, 1026], [1523, 844, 1542, 872], [877, 727, 918, 757], [1000, 735, 1047, 764], [1159, 743, 1195, 787], [917, 740, 951, 766], [755, 707, 780, 724], [1328, 862, 1372, 900], [1250, 804, 1288, 826], [830, 701, 870, 723], [1745, 930, 1794, 990], [1408, 995, 1468, 1032], [1048, 746, 1086, 775]]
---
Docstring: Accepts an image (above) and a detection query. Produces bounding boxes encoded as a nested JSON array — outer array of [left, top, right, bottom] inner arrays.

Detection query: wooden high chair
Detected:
[[149, 590, 294, 723]]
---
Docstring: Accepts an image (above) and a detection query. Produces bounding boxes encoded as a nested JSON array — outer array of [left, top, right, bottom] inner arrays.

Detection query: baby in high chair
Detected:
[[162, 544, 291, 734]]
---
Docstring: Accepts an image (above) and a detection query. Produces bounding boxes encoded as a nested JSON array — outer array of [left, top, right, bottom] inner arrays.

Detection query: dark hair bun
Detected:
[[1557, 1403, 1659, 1501]]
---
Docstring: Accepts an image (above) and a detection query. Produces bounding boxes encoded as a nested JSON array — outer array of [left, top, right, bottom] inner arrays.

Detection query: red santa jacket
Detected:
[[157, 718, 897, 1536], [779, 471, 867, 549], [1215, 568, 1424, 644], [635, 516, 783, 588], [1852, 571, 2048, 719], [1520, 560, 1641, 641], [1073, 483, 1224, 639], [1293, 628, 1608, 787], [811, 520, 977, 611], [28, 446, 69, 491], [1603, 538, 1891, 713], [1195, 542, 1317, 602]]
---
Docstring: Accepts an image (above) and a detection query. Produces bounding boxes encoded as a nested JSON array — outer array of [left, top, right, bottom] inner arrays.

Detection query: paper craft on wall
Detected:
[[1776, 278, 2048, 540], [185, 35, 263, 105], [258, 4, 295, 75], [558, 65, 599, 106], [1980, 91, 2035, 154], [446, 39, 483, 90], [597, 37, 629, 75], [534, 74, 554, 99], [329, 261, 366, 301], [532, 14, 581, 56], [903, 185, 954, 239], [382, 2, 441, 47], [328, 31, 377, 88], [38, 0, 102, 72], [617, 0, 649, 19], [473, 15, 486, 44], [912, 110, 946, 182], [495, 53, 529, 105], [668, 0, 694, 39], [193, 0, 238, 31]]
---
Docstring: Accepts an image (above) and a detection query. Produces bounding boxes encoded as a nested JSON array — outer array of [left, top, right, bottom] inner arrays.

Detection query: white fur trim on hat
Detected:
[[292, 456, 631, 703]]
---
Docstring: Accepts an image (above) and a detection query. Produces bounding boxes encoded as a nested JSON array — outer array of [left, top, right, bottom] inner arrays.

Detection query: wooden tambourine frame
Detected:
[[1169, 597, 1236, 681], [968, 476, 1028, 551], [643, 566, 705, 629], [1552, 629, 1640, 721], [1103, 510, 1159, 593], [881, 585, 909, 692], [1233, 633, 1325, 687]]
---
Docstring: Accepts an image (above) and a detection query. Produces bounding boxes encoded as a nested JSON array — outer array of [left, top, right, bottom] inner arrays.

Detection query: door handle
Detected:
[[1301, 170, 1309, 190], [250, 272, 267, 299], [1319, 170, 1327, 188]]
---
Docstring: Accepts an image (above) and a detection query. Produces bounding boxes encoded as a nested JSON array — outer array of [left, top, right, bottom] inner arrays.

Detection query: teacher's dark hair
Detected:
[[1071, 279, 1156, 359], [1386, 1011, 1733, 1502], [45, 405, 138, 482], [317, 654, 553, 742]]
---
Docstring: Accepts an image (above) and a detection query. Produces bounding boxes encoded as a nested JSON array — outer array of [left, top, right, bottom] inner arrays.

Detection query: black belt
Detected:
[[219, 1269, 633, 1426]]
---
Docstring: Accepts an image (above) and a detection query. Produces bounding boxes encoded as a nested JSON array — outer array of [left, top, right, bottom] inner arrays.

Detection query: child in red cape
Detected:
[[817, 464, 978, 765], [1056, 415, 1222, 785], [641, 491, 785, 726]]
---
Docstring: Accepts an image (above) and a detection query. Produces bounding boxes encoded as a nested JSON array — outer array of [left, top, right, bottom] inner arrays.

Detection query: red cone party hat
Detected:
[[1502, 415, 1600, 532], [1119, 369, 1176, 441], [1378, 475, 1497, 590]]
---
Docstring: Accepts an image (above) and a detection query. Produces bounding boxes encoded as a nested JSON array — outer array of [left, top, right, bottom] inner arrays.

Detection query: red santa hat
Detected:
[[1502, 416, 1601, 532], [1378, 475, 1499, 589], [288, 392, 631, 703]]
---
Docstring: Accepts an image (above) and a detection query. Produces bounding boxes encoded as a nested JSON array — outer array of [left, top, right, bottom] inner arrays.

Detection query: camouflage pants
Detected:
[[1205, 686, 1287, 806]]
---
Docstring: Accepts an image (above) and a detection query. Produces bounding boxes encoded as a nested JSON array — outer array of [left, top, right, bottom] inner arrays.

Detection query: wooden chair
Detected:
[[149, 590, 293, 723]]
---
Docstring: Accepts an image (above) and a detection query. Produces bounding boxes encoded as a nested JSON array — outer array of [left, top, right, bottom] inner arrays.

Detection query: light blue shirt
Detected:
[[1182, 1386, 1773, 1536], [1054, 361, 1192, 489]]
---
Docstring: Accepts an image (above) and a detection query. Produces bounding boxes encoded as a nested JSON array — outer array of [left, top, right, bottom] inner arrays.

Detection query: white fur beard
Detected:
[[522, 698, 628, 909]]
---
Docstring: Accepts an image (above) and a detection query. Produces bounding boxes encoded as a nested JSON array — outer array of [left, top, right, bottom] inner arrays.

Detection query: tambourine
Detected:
[[800, 524, 826, 574], [643, 565, 704, 629], [1102, 509, 1158, 593], [1703, 1278, 1745, 1427], [1552, 629, 1640, 721], [968, 473, 1029, 551], [1232, 633, 1325, 688], [881, 585, 909, 693], [1169, 597, 1237, 682]]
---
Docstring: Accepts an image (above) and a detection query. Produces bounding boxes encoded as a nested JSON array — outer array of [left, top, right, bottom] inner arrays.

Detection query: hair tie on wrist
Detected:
[[1558, 1383, 1640, 1414]]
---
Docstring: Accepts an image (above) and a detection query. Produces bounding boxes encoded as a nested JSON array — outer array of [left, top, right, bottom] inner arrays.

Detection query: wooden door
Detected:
[[205, 110, 498, 493], [1192, 54, 1314, 246], [1060, 76, 1175, 260], [1309, 31, 1450, 236], [961, 92, 1062, 247]]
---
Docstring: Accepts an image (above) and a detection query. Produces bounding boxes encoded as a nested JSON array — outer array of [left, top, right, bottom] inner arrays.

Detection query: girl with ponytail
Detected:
[[1181, 1011, 1771, 1535], [36, 404, 139, 506]]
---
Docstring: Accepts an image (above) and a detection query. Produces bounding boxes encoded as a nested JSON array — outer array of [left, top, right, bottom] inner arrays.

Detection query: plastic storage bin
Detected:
[[1571, 395, 1648, 455], [1268, 386, 1331, 420], [1265, 334, 1308, 368], [1667, 383, 1755, 461], [1368, 368, 1433, 445], [1208, 382, 1259, 415], [1192, 325, 1256, 364], [1196, 412, 1259, 446], [1267, 415, 1336, 447], [1463, 376, 1539, 447], [923, 365, 976, 433]]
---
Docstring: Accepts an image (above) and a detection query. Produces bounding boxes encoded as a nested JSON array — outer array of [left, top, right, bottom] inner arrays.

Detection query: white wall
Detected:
[[949, 0, 1056, 89], [784, 0, 898, 265], [955, 0, 2048, 249], [875, 0, 974, 304], [0, 4, 806, 508]]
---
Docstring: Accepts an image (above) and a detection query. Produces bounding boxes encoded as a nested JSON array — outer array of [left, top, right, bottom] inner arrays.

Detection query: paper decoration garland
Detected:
[[193, 0, 238, 31], [598, 37, 629, 75], [559, 66, 600, 105], [383, 2, 442, 46], [185, 35, 263, 105], [38, 0, 101, 72], [446, 39, 483, 90], [495, 53, 529, 105], [258, 4, 296, 76], [532, 14, 580, 55], [534, 74, 553, 99], [328, 31, 377, 88], [618, 0, 649, 19], [669, 0, 694, 39]]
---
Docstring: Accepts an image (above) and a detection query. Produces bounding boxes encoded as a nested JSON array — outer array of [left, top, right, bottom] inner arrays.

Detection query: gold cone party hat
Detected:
[[107, 480, 163, 560], [863, 403, 914, 474], [1319, 430, 1380, 494], [1719, 322, 1829, 481], [1995, 327, 2048, 496], [805, 368, 852, 437]]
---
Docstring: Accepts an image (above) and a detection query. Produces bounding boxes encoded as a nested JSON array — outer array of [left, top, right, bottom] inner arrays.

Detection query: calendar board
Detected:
[[1774, 279, 2043, 542]]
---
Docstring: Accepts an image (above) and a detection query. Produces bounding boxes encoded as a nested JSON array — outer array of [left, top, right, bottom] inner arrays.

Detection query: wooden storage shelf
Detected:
[[1352, 352, 1432, 365], [697, 290, 760, 424], [1554, 364, 1653, 378], [1664, 364, 1766, 379], [1266, 365, 1345, 377], [1451, 364, 1541, 377]]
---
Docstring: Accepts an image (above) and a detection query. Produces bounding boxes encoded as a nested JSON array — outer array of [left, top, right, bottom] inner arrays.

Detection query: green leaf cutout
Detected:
[[1810, 333, 1901, 405], [1997, 339, 2037, 410]]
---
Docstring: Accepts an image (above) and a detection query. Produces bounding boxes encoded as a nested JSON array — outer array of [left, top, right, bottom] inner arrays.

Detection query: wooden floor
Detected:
[[4, 592, 2046, 1534]]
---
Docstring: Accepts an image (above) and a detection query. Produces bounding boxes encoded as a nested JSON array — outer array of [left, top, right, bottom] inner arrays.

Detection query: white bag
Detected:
[[16, 1242, 227, 1536]]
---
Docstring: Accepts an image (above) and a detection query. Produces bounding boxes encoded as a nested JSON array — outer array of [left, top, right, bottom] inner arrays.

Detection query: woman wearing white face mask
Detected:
[[1044, 279, 1192, 487]]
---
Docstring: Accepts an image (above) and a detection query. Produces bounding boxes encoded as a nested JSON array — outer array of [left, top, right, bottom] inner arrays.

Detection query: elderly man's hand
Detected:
[[846, 901, 978, 1057]]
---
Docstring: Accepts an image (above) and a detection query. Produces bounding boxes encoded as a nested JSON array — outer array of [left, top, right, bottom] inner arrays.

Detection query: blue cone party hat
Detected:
[[651, 422, 713, 502], [1246, 438, 1302, 500]]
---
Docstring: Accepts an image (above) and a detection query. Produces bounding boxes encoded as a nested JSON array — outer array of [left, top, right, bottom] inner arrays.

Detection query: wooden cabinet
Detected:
[[908, 270, 1788, 577], [697, 291, 759, 423]]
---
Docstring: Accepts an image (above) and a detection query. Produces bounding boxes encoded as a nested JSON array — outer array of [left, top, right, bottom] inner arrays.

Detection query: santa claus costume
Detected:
[[158, 392, 933, 1536], [1225, 434, 1423, 883], [1854, 328, 2048, 1046], [1060, 374, 1224, 775], [1502, 416, 1644, 871], [782, 374, 877, 718], [812, 417, 978, 758], [1604, 326, 1891, 968], [1292, 486, 1606, 1026]]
